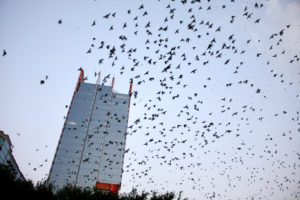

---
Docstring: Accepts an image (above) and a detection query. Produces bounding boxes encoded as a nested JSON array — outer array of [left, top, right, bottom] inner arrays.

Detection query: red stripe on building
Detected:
[[95, 182, 120, 194]]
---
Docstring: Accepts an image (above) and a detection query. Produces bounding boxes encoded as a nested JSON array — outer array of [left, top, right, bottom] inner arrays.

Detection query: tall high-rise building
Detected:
[[0, 130, 24, 181], [48, 70, 132, 194]]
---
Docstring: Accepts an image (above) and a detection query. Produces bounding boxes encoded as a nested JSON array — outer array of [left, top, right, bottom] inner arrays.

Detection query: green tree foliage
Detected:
[[0, 165, 179, 200], [0, 164, 35, 199], [149, 191, 175, 200], [119, 188, 149, 200]]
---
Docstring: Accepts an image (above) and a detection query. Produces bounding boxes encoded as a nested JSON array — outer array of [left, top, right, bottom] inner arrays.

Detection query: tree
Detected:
[[0, 164, 180, 200]]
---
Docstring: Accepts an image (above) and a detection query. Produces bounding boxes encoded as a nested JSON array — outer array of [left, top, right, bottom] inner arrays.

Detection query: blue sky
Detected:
[[0, 0, 300, 199]]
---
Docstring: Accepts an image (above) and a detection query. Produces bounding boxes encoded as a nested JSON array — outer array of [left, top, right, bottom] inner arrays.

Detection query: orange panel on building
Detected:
[[95, 182, 121, 194]]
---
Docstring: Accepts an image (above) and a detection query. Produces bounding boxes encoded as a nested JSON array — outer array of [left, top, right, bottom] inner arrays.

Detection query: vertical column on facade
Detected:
[[119, 82, 133, 187], [95, 77, 114, 182], [74, 75, 100, 185]]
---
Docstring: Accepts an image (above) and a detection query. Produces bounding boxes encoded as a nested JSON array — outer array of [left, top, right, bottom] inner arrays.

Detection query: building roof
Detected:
[[0, 130, 12, 147]]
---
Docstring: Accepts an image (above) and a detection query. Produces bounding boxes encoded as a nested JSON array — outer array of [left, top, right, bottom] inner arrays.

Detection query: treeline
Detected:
[[0, 165, 184, 200]]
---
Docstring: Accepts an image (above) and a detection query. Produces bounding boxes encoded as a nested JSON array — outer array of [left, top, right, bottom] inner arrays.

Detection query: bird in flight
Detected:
[[24, 1, 300, 198]]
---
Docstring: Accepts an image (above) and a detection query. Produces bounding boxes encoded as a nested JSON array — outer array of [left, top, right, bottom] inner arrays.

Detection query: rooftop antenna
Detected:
[[128, 81, 133, 107], [111, 77, 115, 89], [75, 69, 84, 92], [96, 72, 101, 85]]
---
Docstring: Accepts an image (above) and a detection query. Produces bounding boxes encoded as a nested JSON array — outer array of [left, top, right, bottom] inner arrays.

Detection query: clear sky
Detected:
[[0, 0, 300, 199]]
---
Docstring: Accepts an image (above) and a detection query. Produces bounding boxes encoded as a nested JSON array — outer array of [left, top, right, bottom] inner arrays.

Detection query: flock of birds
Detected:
[[2, 0, 300, 199]]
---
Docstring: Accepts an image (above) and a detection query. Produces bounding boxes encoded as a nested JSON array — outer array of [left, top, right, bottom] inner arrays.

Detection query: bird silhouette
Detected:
[[29, 1, 300, 198], [2, 50, 7, 56]]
